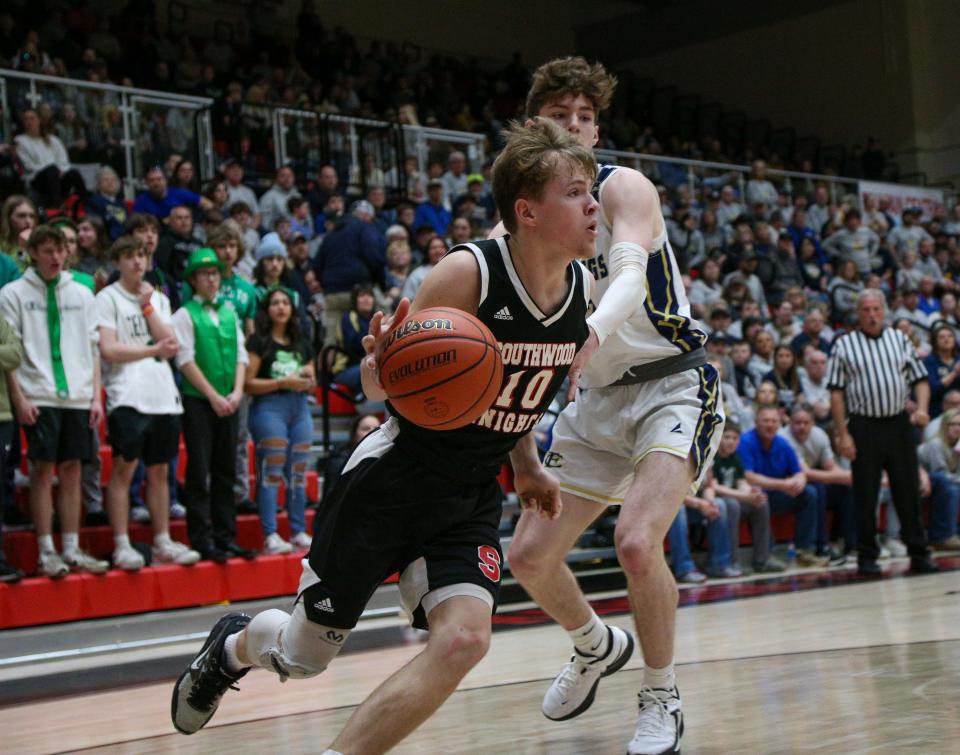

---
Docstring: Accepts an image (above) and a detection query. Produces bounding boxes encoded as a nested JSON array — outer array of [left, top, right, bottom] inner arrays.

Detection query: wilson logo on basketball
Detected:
[[384, 317, 454, 348], [388, 349, 458, 383]]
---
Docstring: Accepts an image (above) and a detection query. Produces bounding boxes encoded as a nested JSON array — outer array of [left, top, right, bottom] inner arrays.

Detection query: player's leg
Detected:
[[618, 452, 692, 755], [510, 392, 638, 720], [621, 366, 723, 755], [171, 427, 403, 735], [508, 495, 605, 630], [329, 595, 491, 755]]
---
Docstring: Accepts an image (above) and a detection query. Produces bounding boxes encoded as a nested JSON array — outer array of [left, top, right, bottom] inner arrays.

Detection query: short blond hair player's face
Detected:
[[538, 93, 600, 150]]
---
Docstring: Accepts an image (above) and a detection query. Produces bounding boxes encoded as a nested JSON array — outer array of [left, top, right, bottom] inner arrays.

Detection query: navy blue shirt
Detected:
[[737, 429, 801, 483], [313, 216, 386, 294], [86, 194, 128, 240], [132, 188, 201, 219]]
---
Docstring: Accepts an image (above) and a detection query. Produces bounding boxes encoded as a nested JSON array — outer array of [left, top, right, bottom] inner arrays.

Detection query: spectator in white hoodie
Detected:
[[0, 225, 105, 578]]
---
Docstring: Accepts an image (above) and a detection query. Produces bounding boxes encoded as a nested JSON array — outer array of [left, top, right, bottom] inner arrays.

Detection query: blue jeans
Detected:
[[927, 471, 960, 542], [668, 501, 735, 575], [810, 482, 856, 553], [248, 392, 312, 537], [767, 485, 818, 551]]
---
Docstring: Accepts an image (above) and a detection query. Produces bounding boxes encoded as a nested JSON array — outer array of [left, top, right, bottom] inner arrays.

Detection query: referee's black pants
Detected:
[[848, 412, 929, 562]]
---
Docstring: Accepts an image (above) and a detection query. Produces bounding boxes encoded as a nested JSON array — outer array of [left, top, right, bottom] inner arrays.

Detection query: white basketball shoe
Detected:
[[627, 685, 683, 754], [542, 624, 634, 720]]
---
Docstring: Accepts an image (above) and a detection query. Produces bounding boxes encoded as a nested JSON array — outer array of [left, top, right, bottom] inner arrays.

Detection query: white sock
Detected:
[[114, 534, 131, 551], [38, 534, 56, 554], [222, 631, 250, 673], [321, 750, 344, 755], [568, 610, 610, 658], [154, 532, 173, 547], [62, 532, 80, 554], [644, 662, 676, 691]]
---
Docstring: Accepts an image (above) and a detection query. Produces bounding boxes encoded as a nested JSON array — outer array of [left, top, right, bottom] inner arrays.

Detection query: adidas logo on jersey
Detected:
[[494, 306, 513, 321], [313, 597, 334, 613]]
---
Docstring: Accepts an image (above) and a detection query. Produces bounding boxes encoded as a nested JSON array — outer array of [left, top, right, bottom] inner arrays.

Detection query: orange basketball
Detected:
[[377, 307, 503, 430]]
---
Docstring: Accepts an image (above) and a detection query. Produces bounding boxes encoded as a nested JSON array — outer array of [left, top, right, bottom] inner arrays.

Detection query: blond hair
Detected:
[[525, 56, 617, 118], [491, 118, 598, 234]]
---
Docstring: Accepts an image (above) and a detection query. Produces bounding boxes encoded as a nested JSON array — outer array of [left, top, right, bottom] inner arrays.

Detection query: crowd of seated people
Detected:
[[1, 5, 959, 589], [2, 0, 896, 190]]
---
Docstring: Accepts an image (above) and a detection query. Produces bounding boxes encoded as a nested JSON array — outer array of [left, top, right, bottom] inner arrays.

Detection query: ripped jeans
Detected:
[[248, 392, 313, 537]]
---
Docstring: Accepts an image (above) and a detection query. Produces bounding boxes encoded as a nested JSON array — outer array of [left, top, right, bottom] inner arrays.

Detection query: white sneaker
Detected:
[[130, 506, 151, 524], [879, 544, 891, 560], [153, 539, 201, 566], [263, 532, 293, 555], [38, 550, 69, 578], [885, 538, 908, 558], [542, 625, 635, 721], [63, 548, 109, 575], [290, 532, 312, 550], [627, 686, 683, 755], [170, 502, 187, 519], [113, 544, 145, 571]]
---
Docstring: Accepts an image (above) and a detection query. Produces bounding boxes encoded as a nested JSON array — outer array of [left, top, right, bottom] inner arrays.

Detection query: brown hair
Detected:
[[124, 212, 160, 234], [207, 223, 242, 249], [27, 225, 66, 251], [525, 56, 617, 118], [491, 118, 597, 234], [109, 235, 147, 261], [0, 195, 37, 248]]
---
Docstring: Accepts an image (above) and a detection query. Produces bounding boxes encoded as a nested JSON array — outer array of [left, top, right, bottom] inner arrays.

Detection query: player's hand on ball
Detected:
[[514, 467, 563, 520], [566, 326, 600, 401], [362, 297, 412, 384]]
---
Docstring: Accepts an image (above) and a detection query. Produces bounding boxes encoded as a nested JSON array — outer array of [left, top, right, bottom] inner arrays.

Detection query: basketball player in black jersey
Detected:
[[171, 118, 596, 754]]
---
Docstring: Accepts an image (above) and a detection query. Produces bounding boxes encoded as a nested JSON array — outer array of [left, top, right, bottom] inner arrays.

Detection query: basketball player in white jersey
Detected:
[[495, 57, 724, 754]]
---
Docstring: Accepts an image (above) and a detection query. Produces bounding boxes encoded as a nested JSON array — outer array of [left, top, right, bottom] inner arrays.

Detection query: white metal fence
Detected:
[[0, 68, 214, 200]]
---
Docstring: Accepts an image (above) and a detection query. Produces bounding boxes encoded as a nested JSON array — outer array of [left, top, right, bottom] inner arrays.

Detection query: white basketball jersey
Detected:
[[580, 164, 706, 388]]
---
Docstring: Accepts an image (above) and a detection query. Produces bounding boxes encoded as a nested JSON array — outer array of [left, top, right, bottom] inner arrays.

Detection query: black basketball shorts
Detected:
[[25, 407, 93, 463], [300, 419, 503, 631], [108, 407, 182, 465]]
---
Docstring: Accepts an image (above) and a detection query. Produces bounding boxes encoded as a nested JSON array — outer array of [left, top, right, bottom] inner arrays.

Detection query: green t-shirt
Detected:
[[183, 273, 257, 325], [69, 269, 96, 292], [0, 252, 21, 289], [713, 452, 745, 490]]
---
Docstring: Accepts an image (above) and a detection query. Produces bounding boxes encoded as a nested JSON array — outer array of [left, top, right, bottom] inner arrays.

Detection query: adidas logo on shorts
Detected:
[[313, 597, 334, 613], [494, 306, 513, 320]]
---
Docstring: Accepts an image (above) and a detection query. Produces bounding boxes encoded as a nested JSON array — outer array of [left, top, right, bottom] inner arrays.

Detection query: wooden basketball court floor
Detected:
[[4, 566, 960, 754]]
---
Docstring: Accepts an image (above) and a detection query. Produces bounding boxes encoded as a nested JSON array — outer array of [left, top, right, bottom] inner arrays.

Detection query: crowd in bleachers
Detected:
[[1, 4, 960, 589]]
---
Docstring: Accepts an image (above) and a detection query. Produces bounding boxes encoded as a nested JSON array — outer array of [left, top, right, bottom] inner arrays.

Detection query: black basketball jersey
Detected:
[[390, 236, 590, 482]]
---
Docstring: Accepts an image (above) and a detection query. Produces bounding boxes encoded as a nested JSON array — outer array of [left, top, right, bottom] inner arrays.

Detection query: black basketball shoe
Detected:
[[171, 613, 251, 734]]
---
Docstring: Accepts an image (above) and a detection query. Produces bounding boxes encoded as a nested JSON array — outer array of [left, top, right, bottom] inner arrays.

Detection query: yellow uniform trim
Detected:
[[559, 481, 625, 504]]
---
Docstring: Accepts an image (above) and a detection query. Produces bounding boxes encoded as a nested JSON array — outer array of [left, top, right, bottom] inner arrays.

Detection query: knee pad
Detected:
[[244, 605, 350, 681]]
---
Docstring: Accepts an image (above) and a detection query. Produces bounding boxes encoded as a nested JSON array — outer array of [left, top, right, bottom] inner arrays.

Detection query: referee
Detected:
[[827, 289, 938, 576]]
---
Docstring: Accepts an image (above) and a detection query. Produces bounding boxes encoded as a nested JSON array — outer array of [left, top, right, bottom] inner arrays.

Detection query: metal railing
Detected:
[[264, 105, 486, 203], [0, 68, 214, 200], [594, 146, 860, 206]]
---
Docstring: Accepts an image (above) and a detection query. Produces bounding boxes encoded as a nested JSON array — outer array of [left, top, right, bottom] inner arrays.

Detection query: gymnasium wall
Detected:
[[580, 0, 959, 186]]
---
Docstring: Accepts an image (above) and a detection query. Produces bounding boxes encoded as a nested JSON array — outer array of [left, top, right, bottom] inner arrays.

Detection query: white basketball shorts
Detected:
[[545, 364, 724, 505]]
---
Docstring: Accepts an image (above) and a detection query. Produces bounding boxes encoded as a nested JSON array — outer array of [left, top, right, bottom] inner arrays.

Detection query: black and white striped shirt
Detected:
[[827, 327, 928, 417]]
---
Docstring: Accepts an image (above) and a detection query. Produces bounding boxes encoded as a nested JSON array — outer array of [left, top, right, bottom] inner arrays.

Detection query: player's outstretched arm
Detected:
[[360, 250, 482, 401], [565, 170, 661, 400]]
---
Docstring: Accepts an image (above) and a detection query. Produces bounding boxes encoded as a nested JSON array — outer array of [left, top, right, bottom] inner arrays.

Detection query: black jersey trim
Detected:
[[494, 236, 578, 327]]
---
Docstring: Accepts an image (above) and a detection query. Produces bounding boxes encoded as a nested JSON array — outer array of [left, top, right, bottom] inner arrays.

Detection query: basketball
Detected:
[[377, 307, 503, 430]]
